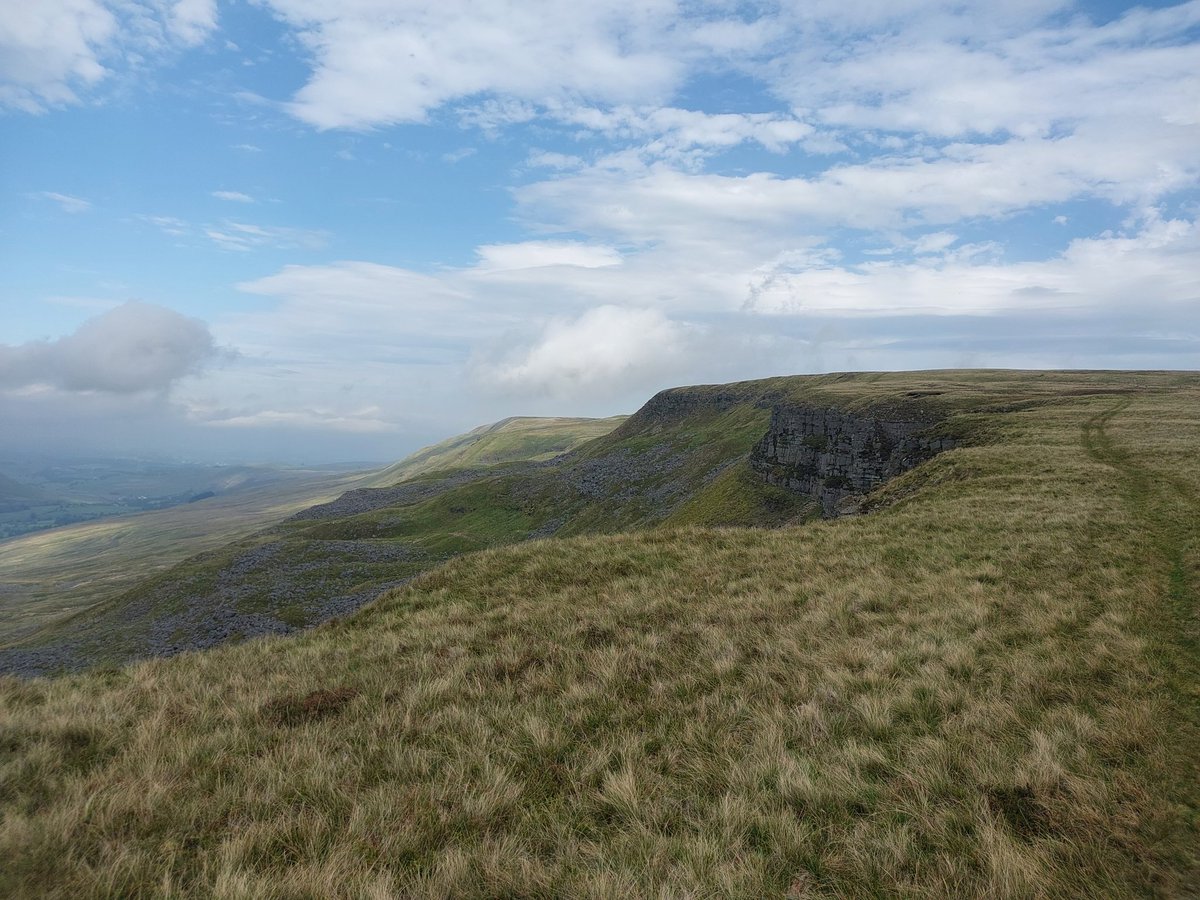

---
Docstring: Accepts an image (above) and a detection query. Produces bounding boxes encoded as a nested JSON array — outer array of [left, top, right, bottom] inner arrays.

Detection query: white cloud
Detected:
[[0, 301, 219, 394], [526, 151, 585, 171], [11, 0, 1195, 457], [140, 214, 189, 236], [768, 2, 1200, 140], [476, 305, 696, 396], [743, 216, 1200, 317], [0, 0, 219, 112], [167, 0, 217, 46], [475, 241, 622, 271], [137, 213, 325, 251], [516, 115, 1198, 242], [263, 0, 697, 129], [204, 222, 327, 252], [0, 0, 115, 111], [232, 261, 482, 365], [37, 191, 92, 213], [212, 190, 255, 203], [913, 232, 957, 255], [557, 105, 816, 163]]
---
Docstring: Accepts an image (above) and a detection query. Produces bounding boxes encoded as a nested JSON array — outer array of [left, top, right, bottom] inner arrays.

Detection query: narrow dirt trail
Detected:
[[1082, 400, 1200, 893]]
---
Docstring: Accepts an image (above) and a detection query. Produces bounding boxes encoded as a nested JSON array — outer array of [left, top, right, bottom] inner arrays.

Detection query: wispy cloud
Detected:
[[212, 190, 255, 203], [139, 214, 325, 252], [205, 222, 327, 252], [37, 191, 91, 213], [139, 215, 189, 237]]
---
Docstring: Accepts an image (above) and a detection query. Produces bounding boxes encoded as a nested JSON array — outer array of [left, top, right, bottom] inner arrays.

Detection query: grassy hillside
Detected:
[[0, 371, 1196, 897], [0, 397, 807, 674], [0, 417, 624, 656], [362, 416, 626, 487]]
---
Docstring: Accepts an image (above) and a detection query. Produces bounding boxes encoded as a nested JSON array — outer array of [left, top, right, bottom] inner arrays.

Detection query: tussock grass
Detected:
[[1, 376, 1197, 897]]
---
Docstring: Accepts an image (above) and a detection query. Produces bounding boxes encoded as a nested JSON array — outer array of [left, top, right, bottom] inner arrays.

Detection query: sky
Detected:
[[1, 0, 1198, 464]]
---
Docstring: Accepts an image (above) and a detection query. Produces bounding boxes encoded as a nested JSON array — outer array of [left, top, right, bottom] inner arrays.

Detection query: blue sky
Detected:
[[1, 0, 1198, 463]]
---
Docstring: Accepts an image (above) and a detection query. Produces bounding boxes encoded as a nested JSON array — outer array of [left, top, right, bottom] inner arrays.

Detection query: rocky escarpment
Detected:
[[750, 406, 956, 517]]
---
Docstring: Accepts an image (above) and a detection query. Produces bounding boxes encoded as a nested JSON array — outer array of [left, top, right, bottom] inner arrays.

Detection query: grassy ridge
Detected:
[[362, 416, 626, 487], [0, 371, 1196, 897]]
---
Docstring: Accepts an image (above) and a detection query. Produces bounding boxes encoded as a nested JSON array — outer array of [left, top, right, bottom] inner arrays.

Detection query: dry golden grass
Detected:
[[1, 377, 1197, 897]]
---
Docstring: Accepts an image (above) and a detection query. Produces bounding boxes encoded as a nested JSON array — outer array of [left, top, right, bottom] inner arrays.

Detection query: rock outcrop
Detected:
[[750, 406, 955, 517]]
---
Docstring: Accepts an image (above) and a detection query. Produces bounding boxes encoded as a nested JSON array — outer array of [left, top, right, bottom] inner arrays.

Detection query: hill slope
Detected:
[[1, 370, 1196, 897], [1, 389, 813, 674], [0, 418, 624, 659], [362, 415, 627, 487]]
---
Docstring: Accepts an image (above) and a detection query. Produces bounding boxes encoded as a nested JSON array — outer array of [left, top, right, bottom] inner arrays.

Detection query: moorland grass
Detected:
[[364, 417, 626, 488], [0, 376, 1197, 897]]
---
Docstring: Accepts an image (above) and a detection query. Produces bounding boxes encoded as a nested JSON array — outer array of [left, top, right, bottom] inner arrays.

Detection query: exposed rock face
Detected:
[[750, 407, 956, 517]]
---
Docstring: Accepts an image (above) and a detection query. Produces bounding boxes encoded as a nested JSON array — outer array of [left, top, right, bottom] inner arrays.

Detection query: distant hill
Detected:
[[362, 415, 627, 487]]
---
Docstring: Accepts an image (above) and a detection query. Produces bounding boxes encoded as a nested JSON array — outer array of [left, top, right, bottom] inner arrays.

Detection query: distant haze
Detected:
[[2, 0, 1198, 463]]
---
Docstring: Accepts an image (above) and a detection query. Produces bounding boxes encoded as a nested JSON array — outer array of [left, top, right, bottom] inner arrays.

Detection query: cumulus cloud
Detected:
[[0, 301, 220, 394], [0, 0, 218, 112], [0, 0, 115, 111], [263, 0, 696, 129], [477, 306, 696, 397], [167, 0, 217, 46]]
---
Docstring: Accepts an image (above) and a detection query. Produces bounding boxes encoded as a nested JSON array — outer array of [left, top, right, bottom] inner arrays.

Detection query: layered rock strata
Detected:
[[750, 407, 955, 517]]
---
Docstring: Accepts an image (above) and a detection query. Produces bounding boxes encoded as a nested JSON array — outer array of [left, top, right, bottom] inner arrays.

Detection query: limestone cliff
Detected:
[[750, 406, 956, 517]]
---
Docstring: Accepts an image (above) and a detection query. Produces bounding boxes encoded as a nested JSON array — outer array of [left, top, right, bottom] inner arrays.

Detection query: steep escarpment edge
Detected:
[[750, 406, 956, 517]]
